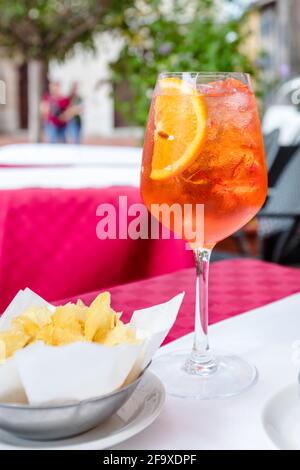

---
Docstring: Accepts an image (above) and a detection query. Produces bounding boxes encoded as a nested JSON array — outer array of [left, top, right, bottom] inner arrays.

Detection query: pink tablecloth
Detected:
[[59, 258, 300, 344]]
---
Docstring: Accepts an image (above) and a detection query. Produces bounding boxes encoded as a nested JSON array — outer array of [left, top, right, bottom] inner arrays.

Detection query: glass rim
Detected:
[[158, 71, 252, 87], [158, 71, 251, 77]]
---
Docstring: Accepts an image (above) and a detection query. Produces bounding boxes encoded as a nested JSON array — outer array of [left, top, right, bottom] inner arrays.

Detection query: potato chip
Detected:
[[52, 304, 85, 335], [12, 317, 39, 340], [85, 292, 117, 341], [35, 324, 54, 345], [12, 306, 52, 340], [0, 329, 30, 358], [100, 320, 139, 347], [52, 326, 85, 346], [16, 306, 52, 327]]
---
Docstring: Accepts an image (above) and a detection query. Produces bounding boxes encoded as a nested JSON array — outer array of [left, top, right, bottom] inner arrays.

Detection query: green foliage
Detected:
[[0, 0, 260, 128], [0, 0, 133, 61], [109, 0, 257, 127]]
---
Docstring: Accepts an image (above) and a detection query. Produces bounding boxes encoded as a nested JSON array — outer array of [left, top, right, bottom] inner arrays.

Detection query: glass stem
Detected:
[[184, 247, 217, 375], [194, 248, 211, 355]]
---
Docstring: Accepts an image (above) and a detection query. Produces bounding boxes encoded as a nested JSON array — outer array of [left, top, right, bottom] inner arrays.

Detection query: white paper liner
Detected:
[[0, 289, 184, 405]]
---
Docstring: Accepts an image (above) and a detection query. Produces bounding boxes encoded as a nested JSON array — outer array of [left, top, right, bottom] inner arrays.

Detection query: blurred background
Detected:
[[2, 0, 299, 144], [0, 0, 299, 310]]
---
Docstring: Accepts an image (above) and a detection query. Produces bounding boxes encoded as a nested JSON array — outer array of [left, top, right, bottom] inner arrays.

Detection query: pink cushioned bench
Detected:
[[0, 186, 193, 312]]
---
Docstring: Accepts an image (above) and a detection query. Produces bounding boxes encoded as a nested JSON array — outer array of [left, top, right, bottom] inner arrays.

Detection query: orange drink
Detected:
[[141, 76, 267, 248]]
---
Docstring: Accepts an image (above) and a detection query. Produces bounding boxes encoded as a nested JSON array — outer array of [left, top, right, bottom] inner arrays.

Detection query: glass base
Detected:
[[151, 349, 258, 399]]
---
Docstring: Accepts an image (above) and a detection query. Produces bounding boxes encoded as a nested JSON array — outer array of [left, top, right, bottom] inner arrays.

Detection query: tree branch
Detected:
[[52, 2, 111, 54], [0, 0, 127, 59]]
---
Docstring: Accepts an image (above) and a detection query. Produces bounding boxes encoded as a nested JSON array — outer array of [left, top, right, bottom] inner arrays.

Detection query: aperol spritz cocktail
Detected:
[[141, 74, 267, 248], [140, 73, 268, 399]]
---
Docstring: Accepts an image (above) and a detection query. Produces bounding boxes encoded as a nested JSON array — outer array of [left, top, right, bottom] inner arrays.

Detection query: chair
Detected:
[[263, 128, 280, 171], [232, 129, 280, 256], [257, 147, 300, 262]]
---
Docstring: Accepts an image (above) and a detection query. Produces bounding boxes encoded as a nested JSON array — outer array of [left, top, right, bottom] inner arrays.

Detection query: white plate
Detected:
[[0, 371, 165, 450], [262, 384, 300, 450]]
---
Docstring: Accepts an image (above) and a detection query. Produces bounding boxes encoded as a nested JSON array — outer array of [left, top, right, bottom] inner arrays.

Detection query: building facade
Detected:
[[0, 58, 23, 133], [0, 34, 131, 137], [253, 0, 300, 81]]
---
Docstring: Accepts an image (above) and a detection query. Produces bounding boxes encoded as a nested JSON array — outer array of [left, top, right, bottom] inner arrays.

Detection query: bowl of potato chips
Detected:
[[0, 364, 147, 441], [0, 288, 184, 440]]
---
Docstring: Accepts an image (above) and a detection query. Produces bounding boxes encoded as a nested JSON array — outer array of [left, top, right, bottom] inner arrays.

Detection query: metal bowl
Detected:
[[0, 368, 147, 441]]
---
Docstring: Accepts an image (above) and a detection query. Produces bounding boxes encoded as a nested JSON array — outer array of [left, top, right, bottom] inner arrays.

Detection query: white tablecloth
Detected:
[[0, 144, 142, 189], [114, 293, 300, 450]]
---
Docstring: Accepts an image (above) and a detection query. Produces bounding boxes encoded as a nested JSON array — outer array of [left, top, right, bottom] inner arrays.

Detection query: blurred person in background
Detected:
[[64, 82, 83, 144], [40, 81, 70, 143]]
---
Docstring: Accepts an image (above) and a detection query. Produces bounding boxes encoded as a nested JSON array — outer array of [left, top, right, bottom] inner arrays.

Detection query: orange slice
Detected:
[[150, 77, 207, 180]]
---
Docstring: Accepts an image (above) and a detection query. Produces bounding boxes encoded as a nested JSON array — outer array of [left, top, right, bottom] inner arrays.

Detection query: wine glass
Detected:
[[140, 72, 268, 399]]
